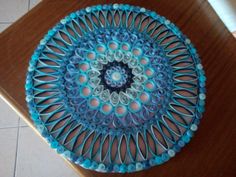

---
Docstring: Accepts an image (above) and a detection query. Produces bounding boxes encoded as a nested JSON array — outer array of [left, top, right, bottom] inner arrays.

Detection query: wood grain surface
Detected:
[[0, 0, 236, 177]]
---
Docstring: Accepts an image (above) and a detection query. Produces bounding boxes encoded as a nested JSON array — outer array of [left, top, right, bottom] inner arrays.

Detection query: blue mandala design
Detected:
[[104, 65, 128, 88], [25, 4, 206, 173]]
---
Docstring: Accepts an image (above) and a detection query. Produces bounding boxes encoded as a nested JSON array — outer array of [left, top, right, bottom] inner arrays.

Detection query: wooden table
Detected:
[[0, 0, 236, 177]]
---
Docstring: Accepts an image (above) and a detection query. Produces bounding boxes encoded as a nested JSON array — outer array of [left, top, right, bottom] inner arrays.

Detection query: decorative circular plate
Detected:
[[25, 4, 206, 173]]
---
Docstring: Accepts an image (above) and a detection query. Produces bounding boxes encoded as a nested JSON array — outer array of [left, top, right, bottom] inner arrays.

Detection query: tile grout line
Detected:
[[0, 125, 28, 130], [28, 0, 31, 11], [13, 1, 30, 175], [0, 22, 13, 24], [13, 118, 20, 177], [0, 0, 30, 27], [12, 1, 30, 175]]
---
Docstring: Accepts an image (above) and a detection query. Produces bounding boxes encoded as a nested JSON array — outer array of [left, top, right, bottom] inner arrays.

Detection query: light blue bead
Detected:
[[45, 136, 53, 143], [63, 151, 71, 160], [198, 106, 205, 113], [200, 87, 206, 93], [154, 156, 163, 164], [178, 140, 185, 147], [25, 83, 32, 90], [26, 95, 33, 102], [34, 119, 41, 125], [149, 158, 156, 166], [199, 75, 206, 82], [123, 4, 130, 10], [182, 135, 190, 143], [47, 29, 55, 36], [186, 130, 193, 137], [91, 161, 98, 169], [140, 7, 146, 12], [185, 38, 191, 44], [190, 47, 197, 54], [197, 63, 203, 70], [102, 4, 108, 10], [82, 159, 91, 168], [40, 39, 46, 45], [199, 100, 205, 106], [168, 149, 176, 157], [113, 164, 120, 172], [75, 157, 84, 165], [85, 7, 91, 13], [164, 20, 171, 25], [135, 162, 143, 171], [31, 113, 38, 120], [70, 13, 77, 19], [60, 19, 67, 25], [96, 5, 102, 10], [28, 65, 35, 72], [51, 141, 59, 148], [199, 82, 206, 87], [173, 145, 181, 152], [127, 164, 135, 172], [190, 124, 198, 131], [161, 153, 170, 162], [150, 12, 157, 18], [199, 93, 206, 100], [36, 124, 44, 133], [56, 146, 64, 154], [32, 54, 38, 61], [119, 164, 127, 173], [97, 163, 106, 172], [113, 3, 119, 9]]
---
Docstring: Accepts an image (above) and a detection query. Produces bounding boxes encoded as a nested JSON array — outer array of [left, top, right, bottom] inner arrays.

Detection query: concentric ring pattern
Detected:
[[25, 4, 206, 173]]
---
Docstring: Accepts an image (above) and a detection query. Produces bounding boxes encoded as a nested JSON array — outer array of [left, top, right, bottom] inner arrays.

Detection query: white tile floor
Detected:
[[0, 0, 79, 176], [0, 0, 44, 33], [0, 100, 80, 177]]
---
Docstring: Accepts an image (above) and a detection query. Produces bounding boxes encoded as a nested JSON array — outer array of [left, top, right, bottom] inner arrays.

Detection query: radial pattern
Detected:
[[25, 4, 206, 173]]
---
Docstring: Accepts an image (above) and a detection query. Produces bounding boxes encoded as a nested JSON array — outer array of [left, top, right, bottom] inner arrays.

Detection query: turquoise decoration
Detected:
[[25, 4, 206, 173]]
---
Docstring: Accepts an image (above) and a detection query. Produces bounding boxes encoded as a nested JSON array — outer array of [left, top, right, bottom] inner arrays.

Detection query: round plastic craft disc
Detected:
[[25, 4, 206, 173]]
